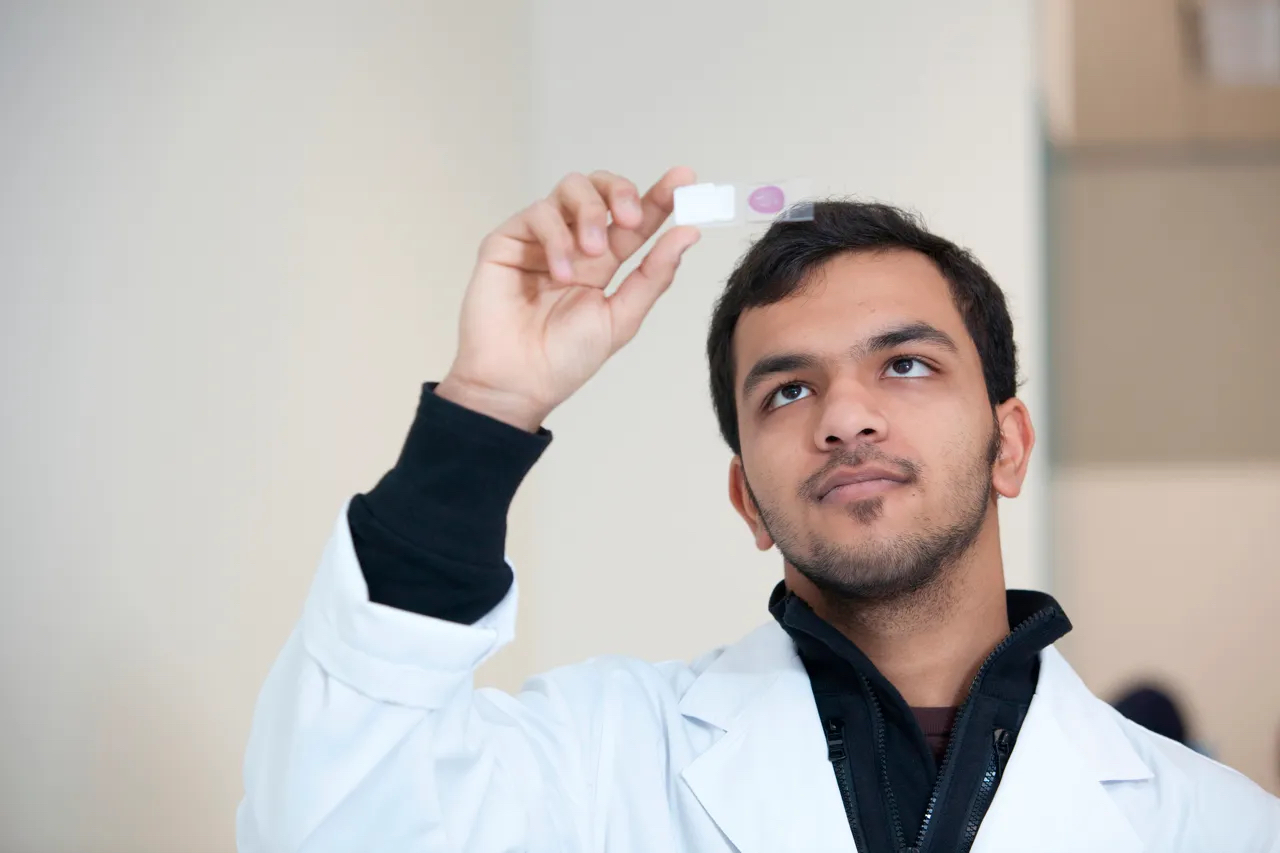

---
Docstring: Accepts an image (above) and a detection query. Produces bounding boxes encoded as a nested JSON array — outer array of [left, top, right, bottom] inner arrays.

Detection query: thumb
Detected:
[[607, 226, 701, 349]]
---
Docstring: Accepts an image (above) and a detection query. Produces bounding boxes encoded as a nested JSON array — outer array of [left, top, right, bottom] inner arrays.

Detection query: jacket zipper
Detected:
[[913, 606, 1056, 853], [824, 719, 869, 853], [956, 727, 1012, 851], [859, 674, 914, 853]]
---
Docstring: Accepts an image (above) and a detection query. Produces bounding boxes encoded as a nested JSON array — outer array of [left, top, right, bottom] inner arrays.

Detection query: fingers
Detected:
[[608, 166, 698, 261], [520, 200, 575, 282], [588, 170, 644, 230], [553, 172, 612, 257], [607, 225, 701, 348], [488, 167, 698, 286]]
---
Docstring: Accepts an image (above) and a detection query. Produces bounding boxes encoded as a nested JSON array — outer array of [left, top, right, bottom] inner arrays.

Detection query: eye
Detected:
[[766, 382, 812, 410], [885, 357, 934, 379]]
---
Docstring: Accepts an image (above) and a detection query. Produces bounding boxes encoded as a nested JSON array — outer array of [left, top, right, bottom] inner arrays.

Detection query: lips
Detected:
[[817, 465, 910, 501]]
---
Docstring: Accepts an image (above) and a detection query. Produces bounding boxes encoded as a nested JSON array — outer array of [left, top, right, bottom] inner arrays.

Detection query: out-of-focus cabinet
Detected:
[[1044, 0, 1280, 144]]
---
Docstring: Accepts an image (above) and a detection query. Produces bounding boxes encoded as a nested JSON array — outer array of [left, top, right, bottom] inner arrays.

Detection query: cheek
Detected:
[[892, 411, 989, 484], [937, 422, 997, 487], [741, 438, 804, 503]]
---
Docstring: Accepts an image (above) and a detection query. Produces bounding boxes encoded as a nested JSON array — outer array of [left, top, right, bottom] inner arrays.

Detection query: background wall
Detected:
[[1, 2, 1047, 850], [0, 4, 531, 851], [1055, 464, 1280, 793], [1040, 0, 1280, 794], [1049, 149, 1280, 793]]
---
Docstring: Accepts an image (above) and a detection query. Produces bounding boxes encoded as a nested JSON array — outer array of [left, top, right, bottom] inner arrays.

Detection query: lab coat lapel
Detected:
[[679, 622, 858, 853], [970, 648, 1151, 853]]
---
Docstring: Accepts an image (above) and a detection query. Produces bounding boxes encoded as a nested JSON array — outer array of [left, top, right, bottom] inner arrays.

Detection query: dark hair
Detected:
[[706, 200, 1018, 455]]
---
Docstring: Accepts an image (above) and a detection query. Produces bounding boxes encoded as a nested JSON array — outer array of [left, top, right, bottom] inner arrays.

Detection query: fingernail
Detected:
[[554, 257, 573, 280], [588, 227, 606, 250], [623, 197, 642, 218]]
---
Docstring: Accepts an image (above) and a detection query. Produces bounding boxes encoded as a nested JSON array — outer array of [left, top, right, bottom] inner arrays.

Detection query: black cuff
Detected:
[[349, 382, 551, 623]]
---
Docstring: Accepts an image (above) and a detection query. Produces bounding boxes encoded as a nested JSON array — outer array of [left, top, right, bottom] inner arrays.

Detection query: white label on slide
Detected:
[[673, 183, 737, 226]]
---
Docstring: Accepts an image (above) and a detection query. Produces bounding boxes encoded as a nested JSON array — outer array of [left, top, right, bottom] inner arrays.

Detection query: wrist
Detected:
[[435, 374, 548, 433]]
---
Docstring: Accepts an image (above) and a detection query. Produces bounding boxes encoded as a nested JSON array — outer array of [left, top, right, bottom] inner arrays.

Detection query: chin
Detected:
[[833, 495, 891, 526], [794, 553, 941, 603]]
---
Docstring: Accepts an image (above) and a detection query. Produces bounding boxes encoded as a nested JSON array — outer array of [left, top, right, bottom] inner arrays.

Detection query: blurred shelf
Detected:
[[1050, 140, 1280, 170], [1043, 0, 1280, 148]]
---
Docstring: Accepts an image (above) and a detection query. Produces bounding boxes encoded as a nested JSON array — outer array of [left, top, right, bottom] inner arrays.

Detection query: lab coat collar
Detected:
[[680, 622, 859, 853], [970, 647, 1151, 852], [679, 624, 1153, 853]]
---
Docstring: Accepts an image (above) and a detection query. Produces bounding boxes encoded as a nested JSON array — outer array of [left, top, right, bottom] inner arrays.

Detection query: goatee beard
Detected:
[[747, 431, 998, 603]]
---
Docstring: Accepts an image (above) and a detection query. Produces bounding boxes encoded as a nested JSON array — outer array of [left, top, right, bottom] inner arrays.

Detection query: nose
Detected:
[[813, 378, 888, 450]]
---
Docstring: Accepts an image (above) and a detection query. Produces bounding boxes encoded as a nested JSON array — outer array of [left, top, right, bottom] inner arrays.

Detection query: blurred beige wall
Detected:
[[1052, 156, 1280, 464], [1056, 466, 1280, 795], [0, 4, 531, 851]]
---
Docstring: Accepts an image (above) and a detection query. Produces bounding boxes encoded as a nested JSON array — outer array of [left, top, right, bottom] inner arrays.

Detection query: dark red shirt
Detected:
[[912, 706, 960, 764]]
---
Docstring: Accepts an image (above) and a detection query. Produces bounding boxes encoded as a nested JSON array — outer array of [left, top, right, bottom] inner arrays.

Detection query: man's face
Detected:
[[730, 250, 1012, 601]]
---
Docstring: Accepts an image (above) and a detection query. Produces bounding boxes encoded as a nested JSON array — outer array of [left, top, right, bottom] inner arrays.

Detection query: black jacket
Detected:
[[349, 383, 1072, 853], [775, 584, 1069, 852]]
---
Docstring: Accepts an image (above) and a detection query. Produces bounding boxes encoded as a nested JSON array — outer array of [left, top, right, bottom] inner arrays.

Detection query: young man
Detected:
[[239, 168, 1280, 852]]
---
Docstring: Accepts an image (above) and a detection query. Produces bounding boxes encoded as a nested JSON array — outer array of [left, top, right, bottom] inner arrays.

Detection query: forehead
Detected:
[[732, 249, 972, 377]]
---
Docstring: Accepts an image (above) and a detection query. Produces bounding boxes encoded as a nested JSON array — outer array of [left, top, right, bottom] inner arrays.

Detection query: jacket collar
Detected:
[[678, 620, 1152, 853], [766, 583, 1072, 716]]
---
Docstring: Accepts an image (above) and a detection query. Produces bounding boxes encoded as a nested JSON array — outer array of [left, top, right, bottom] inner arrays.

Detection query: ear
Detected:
[[991, 397, 1035, 499], [728, 457, 775, 551]]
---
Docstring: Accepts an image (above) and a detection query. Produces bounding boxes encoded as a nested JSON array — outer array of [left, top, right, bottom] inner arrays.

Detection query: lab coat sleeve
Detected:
[[237, 505, 593, 853]]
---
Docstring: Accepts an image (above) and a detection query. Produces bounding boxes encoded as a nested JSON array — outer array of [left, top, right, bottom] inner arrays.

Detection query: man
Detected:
[[239, 168, 1280, 852]]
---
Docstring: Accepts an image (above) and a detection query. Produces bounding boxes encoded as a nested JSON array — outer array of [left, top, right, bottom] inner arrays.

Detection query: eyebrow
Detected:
[[741, 352, 824, 401], [739, 322, 959, 400], [851, 322, 959, 362]]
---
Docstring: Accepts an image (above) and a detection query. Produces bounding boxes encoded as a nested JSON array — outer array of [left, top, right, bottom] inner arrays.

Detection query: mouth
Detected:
[[817, 466, 910, 504], [821, 478, 905, 504]]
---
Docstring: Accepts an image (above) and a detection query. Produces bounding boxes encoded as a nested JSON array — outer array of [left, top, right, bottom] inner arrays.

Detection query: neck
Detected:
[[784, 517, 1010, 708]]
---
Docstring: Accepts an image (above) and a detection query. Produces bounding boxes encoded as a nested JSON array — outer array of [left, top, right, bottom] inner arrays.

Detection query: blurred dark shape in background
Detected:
[[1113, 683, 1190, 745]]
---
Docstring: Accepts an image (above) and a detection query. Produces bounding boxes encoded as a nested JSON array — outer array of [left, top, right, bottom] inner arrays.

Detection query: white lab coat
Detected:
[[239, 507, 1280, 852]]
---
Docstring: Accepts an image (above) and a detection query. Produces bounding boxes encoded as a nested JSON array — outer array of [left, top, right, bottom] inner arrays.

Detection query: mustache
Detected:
[[799, 446, 921, 502]]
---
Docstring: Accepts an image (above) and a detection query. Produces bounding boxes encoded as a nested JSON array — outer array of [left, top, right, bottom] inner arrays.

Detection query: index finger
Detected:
[[607, 166, 698, 261]]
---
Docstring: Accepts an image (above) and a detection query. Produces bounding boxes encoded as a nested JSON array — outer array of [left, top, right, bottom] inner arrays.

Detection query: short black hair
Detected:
[[706, 200, 1017, 455]]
